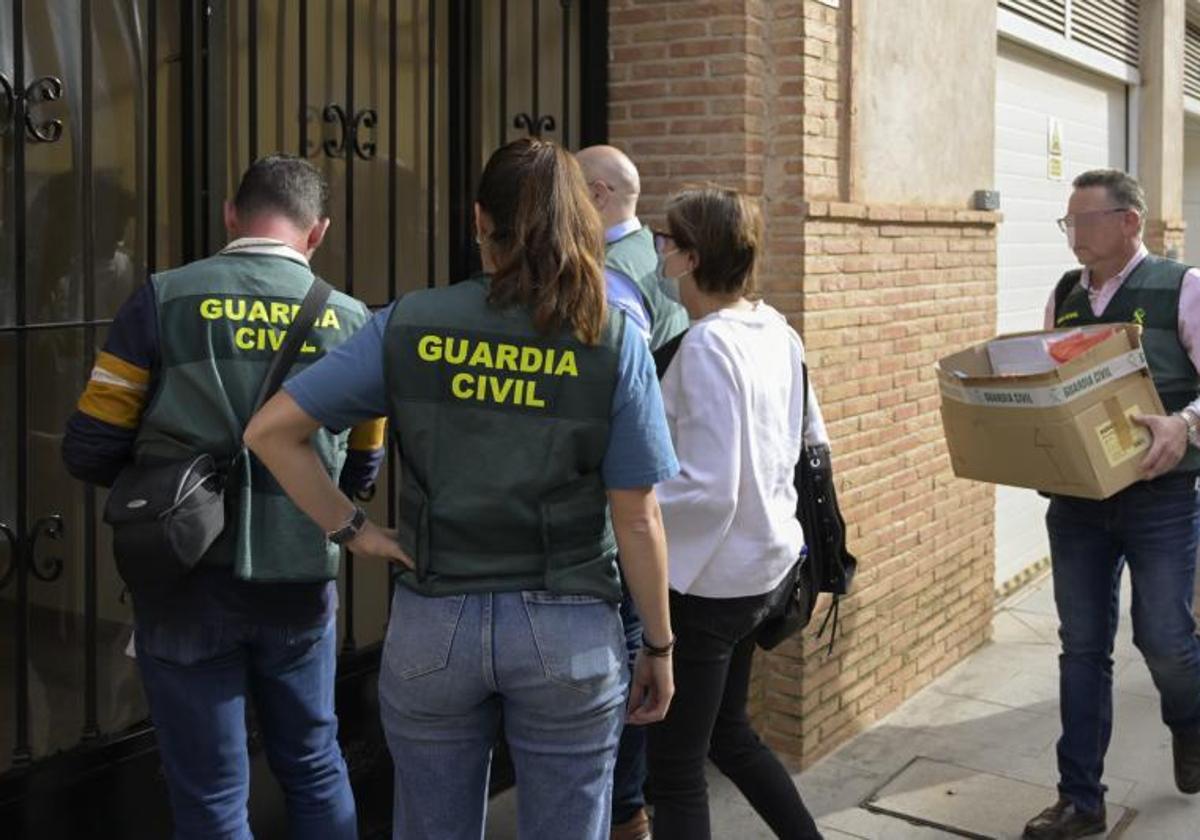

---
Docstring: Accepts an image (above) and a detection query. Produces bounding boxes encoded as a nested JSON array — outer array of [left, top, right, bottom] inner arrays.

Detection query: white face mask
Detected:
[[656, 250, 687, 303]]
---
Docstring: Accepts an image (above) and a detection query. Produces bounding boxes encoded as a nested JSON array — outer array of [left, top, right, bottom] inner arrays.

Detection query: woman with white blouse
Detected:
[[646, 186, 824, 840]]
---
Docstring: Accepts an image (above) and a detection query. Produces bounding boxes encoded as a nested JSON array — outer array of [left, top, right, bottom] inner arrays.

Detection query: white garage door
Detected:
[[1186, 119, 1200, 264], [993, 39, 1128, 591]]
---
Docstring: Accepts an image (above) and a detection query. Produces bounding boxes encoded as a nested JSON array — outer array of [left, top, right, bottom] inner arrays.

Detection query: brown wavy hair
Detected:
[[476, 138, 607, 343], [665, 185, 762, 297]]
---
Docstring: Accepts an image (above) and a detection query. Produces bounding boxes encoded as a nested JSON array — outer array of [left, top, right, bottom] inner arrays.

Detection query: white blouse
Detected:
[[656, 301, 826, 598]]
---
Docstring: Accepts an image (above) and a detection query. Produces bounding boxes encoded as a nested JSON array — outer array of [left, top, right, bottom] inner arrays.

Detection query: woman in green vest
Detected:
[[245, 138, 678, 840]]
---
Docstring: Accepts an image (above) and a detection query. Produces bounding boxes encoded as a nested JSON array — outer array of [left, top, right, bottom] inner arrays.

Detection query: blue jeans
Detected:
[[134, 612, 356, 840], [1047, 471, 1200, 813], [612, 586, 648, 825], [378, 586, 628, 840]]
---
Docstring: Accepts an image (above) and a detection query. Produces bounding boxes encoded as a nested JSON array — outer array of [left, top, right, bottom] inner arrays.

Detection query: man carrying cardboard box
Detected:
[[1022, 169, 1200, 840]]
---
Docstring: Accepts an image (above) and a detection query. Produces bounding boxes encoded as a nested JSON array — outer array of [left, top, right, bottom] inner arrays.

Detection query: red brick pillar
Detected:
[[608, 0, 998, 767]]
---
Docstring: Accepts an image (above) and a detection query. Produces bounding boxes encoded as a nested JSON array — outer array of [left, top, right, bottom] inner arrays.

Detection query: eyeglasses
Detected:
[[1055, 208, 1130, 233], [652, 229, 674, 255]]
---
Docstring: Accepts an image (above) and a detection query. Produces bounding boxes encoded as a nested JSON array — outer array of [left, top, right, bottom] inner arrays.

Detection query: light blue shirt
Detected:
[[285, 301, 678, 489], [604, 219, 653, 343]]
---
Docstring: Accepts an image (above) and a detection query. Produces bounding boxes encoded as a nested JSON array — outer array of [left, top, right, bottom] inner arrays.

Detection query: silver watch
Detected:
[[1176, 408, 1200, 449]]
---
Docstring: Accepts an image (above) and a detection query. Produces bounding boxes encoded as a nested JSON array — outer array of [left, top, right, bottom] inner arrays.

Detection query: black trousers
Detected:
[[646, 580, 822, 840]]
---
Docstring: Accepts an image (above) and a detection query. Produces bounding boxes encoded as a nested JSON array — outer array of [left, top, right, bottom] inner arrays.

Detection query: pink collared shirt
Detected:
[[1043, 246, 1200, 416]]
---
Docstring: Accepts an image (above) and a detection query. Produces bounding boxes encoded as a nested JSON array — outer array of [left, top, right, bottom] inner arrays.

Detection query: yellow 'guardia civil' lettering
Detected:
[[451, 372, 546, 407], [416, 334, 578, 377], [199, 297, 341, 330], [234, 327, 319, 354]]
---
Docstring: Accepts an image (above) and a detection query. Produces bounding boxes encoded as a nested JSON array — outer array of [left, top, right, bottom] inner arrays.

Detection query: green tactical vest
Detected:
[[135, 248, 371, 581], [607, 224, 688, 351], [1054, 253, 1200, 473], [383, 275, 625, 601]]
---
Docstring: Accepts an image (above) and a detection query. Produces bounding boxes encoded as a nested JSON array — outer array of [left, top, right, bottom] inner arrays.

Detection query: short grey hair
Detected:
[[233, 154, 330, 228], [1072, 168, 1147, 230]]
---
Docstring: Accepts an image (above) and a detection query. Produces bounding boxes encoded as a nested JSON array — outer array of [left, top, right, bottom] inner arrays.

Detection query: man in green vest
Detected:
[[577, 144, 687, 840], [1023, 169, 1200, 840], [63, 155, 383, 840], [577, 145, 688, 352]]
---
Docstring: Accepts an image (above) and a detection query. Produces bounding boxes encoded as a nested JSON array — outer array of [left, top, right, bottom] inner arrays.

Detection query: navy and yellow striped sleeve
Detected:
[[339, 417, 387, 494], [62, 282, 159, 486]]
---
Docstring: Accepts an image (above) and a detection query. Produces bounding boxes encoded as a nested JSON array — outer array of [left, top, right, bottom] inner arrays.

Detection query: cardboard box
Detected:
[[937, 324, 1163, 499]]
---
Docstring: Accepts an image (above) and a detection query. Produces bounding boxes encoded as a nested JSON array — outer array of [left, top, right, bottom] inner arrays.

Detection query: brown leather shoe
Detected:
[[611, 807, 651, 840], [1022, 798, 1105, 840], [1173, 727, 1200, 794]]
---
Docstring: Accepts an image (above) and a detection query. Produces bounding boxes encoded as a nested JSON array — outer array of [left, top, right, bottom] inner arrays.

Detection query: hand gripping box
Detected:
[[936, 324, 1163, 500]]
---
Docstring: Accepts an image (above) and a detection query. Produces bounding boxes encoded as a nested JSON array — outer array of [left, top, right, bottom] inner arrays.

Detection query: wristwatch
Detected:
[[1176, 407, 1200, 449], [327, 506, 367, 545]]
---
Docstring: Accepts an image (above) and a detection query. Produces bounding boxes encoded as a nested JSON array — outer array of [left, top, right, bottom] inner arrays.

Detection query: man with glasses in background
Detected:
[[1023, 169, 1200, 840]]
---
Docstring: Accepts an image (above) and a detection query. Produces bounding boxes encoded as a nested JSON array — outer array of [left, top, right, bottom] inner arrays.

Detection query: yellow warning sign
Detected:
[[1048, 118, 1063, 156], [1096, 404, 1150, 468], [1048, 155, 1064, 181], [1047, 118, 1065, 181]]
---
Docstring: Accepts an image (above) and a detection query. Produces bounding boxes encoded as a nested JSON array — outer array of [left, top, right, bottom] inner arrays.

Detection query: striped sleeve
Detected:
[[338, 417, 387, 494], [62, 282, 159, 486], [349, 417, 386, 451], [77, 349, 152, 428]]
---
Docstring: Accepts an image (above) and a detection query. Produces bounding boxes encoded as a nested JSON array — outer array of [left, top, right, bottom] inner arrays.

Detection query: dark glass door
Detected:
[[0, 0, 180, 777], [0, 2, 605, 836]]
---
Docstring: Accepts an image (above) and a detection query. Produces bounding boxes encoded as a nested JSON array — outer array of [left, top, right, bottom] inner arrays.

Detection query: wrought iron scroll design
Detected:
[[24, 75, 64, 143], [0, 514, 65, 590], [0, 522, 16, 591], [351, 108, 377, 160], [28, 514, 65, 582], [512, 112, 555, 137], [0, 73, 65, 143], [322, 104, 349, 157], [310, 103, 378, 160], [0, 72, 14, 135]]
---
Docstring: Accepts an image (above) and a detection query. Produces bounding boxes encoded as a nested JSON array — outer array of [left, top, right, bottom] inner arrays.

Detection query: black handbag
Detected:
[[102, 277, 332, 589], [757, 362, 858, 652]]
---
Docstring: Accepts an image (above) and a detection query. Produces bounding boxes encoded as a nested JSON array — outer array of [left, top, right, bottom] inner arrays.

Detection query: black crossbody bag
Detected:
[[757, 362, 858, 652], [103, 278, 332, 589], [652, 337, 858, 652]]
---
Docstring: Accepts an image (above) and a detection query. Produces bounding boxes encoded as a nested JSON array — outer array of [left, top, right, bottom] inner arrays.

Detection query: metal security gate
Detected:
[[0, 2, 605, 837]]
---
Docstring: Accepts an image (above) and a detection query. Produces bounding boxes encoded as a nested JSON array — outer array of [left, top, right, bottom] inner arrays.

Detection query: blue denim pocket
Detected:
[[384, 587, 467, 680], [520, 591, 624, 693], [134, 619, 236, 668]]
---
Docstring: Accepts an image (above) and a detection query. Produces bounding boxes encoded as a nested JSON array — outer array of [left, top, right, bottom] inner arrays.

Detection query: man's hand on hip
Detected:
[[1133, 413, 1189, 480]]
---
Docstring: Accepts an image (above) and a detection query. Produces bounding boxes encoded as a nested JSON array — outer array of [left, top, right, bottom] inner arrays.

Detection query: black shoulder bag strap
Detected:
[[799, 361, 859, 655], [225, 276, 331, 490], [251, 277, 333, 413], [653, 329, 688, 380]]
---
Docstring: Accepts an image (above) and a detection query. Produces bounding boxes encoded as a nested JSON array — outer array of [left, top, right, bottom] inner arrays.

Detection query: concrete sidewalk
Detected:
[[485, 572, 1200, 838], [751, 573, 1197, 839]]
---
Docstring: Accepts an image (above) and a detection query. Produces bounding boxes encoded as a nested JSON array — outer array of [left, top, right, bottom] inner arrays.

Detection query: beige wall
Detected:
[[1139, 0, 1188, 256], [853, 0, 997, 207], [1139, 0, 1186, 221], [1185, 118, 1200, 262]]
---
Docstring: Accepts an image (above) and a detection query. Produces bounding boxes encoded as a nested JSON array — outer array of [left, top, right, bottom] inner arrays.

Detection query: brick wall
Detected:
[[1145, 218, 1188, 260], [762, 201, 997, 764], [609, 0, 999, 765], [607, 0, 770, 205]]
